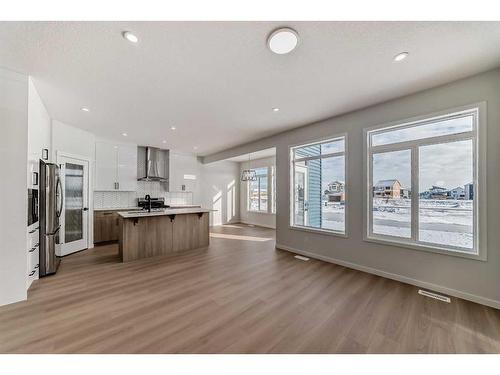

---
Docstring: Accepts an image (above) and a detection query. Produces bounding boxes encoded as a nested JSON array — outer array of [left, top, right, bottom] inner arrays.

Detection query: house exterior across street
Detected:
[[324, 181, 345, 202], [373, 179, 401, 198]]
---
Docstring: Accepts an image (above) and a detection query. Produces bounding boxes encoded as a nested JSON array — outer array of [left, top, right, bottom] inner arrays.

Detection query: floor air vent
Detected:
[[418, 289, 451, 303], [294, 255, 310, 261]]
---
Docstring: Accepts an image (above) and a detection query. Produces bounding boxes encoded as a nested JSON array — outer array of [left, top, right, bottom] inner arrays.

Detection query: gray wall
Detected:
[[203, 68, 500, 308], [0, 68, 28, 305]]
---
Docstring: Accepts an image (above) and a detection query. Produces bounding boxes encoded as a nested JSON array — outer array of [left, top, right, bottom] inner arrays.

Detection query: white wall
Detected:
[[28, 78, 52, 175], [200, 160, 240, 226], [239, 156, 276, 229], [203, 68, 500, 309], [0, 68, 28, 306], [51, 120, 96, 248]]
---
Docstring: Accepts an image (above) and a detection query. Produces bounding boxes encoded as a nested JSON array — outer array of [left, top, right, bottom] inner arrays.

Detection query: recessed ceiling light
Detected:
[[122, 31, 138, 44], [122, 133, 128, 137], [394, 52, 409, 62], [81, 107, 89, 112], [170, 126, 176, 131], [273, 107, 280, 112], [268, 28, 299, 54], [162, 140, 167, 144], [193, 146, 198, 150]]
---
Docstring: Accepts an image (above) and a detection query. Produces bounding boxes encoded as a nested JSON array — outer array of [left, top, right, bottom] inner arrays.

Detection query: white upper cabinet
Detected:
[[116, 144, 138, 191], [168, 151, 199, 193], [95, 141, 137, 191]]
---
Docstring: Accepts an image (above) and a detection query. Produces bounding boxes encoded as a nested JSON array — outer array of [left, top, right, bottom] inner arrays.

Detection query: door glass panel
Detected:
[[64, 163, 84, 243], [372, 150, 411, 238], [418, 139, 474, 250], [294, 161, 307, 226]]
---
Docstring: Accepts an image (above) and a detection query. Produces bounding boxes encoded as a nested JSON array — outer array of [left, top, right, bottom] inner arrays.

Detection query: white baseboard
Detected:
[[276, 243, 500, 310]]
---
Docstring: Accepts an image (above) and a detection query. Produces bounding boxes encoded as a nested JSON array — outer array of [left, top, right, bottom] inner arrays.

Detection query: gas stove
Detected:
[[137, 197, 169, 210]]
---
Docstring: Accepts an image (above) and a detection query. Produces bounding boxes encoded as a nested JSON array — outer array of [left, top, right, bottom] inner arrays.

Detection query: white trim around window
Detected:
[[363, 102, 487, 261], [288, 133, 348, 238]]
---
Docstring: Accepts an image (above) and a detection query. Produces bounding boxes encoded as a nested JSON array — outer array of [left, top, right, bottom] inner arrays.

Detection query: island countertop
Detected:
[[117, 207, 211, 219]]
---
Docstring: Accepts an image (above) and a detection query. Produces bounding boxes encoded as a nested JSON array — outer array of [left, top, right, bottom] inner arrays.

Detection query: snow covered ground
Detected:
[[321, 198, 473, 250]]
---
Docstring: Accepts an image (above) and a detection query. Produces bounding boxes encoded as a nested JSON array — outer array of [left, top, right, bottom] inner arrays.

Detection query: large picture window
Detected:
[[366, 106, 483, 257], [248, 167, 268, 212], [290, 135, 347, 235]]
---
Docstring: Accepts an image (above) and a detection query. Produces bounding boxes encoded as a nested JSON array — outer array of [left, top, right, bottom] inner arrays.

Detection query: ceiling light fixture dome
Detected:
[[122, 31, 138, 43], [268, 28, 299, 54], [394, 52, 409, 62]]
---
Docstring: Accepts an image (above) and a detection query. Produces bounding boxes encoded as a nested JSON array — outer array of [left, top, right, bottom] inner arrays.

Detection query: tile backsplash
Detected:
[[94, 181, 193, 209]]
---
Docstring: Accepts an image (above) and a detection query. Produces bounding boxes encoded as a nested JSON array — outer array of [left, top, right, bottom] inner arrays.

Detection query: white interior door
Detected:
[[57, 155, 89, 256]]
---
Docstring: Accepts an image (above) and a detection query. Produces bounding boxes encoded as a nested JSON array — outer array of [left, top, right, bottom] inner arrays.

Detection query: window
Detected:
[[366, 106, 483, 257], [290, 135, 347, 235], [248, 167, 268, 212]]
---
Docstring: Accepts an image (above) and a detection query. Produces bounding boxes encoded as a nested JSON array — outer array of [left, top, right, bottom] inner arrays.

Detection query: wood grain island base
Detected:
[[118, 209, 210, 262]]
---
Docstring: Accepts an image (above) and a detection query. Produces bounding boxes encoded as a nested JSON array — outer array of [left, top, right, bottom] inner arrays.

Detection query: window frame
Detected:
[[288, 133, 348, 237], [247, 166, 269, 213], [363, 103, 487, 261]]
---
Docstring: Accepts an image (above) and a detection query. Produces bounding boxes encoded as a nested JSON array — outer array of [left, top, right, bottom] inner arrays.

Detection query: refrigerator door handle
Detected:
[[56, 177, 63, 218]]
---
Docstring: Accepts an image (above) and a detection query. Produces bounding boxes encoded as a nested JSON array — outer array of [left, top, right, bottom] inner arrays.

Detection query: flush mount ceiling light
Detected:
[[268, 28, 299, 54], [81, 107, 90, 112], [273, 107, 280, 112], [122, 31, 138, 43], [122, 132, 128, 137], [394, 52, 409, 62], [170, 126, 176, 131]]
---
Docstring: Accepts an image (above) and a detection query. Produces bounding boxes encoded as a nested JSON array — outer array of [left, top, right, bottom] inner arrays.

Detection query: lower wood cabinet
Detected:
[[119, 212, 209, 262], [94, 210, 121, 243]]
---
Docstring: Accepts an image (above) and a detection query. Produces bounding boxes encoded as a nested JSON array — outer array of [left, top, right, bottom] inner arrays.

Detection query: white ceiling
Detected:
[[1, 22, 500, 156], [226, 147, 276, 163]]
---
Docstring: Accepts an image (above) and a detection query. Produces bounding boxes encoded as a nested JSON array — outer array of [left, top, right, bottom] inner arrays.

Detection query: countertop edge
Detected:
[[118, 208, 212, 218]]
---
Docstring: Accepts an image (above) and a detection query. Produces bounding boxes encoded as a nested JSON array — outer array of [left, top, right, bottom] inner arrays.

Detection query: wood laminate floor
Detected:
[[1, 224, 499, 353]]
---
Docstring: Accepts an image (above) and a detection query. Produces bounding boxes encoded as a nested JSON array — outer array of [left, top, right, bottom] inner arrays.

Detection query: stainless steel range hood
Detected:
[[138, 147, 168, 182]]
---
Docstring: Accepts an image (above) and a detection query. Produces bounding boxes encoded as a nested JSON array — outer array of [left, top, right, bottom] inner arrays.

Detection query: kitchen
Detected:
[[24, 80, 228, 286]]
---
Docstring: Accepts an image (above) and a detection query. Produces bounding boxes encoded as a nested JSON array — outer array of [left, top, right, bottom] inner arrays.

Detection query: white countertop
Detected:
[[95, 205, 201, 212], [118, 208, 211, 218], [94, 207, 140, 211]]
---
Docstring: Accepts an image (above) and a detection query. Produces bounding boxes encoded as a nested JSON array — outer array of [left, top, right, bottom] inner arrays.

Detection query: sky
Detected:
[[372, 139, 473, 190], [321, 156, 345, 192], [317, 139, 473, 193], [371, 115, 472, 146], [299, 116, 474, 194]]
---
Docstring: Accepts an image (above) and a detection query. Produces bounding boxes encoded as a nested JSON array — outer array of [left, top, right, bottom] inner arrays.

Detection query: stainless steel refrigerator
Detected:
[[39, 160, 62, 276]]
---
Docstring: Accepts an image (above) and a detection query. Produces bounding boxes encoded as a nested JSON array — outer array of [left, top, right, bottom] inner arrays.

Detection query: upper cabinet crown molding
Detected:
[[95, 141, 137, 191]]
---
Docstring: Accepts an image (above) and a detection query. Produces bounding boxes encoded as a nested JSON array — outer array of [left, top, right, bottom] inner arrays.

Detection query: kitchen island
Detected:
[[118, 208, 210, 262]]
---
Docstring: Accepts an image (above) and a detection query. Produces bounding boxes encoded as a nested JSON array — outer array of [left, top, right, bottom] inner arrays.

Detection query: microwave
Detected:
[[28, 188, 39, 226]]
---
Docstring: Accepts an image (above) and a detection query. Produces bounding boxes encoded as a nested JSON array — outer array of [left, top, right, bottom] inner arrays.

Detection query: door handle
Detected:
[[82, 207, 89, 211]]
